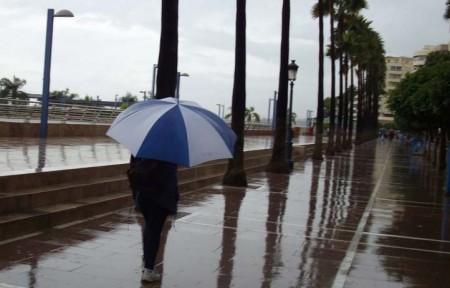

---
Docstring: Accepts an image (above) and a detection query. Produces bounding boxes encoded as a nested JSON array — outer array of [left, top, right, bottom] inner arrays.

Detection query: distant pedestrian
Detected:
[[388, 129, 395, 141], [128, 156, 179, 283]]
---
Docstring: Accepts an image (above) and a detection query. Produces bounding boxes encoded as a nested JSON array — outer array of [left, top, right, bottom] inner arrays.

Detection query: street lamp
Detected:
[[216, 104, 224, 118], [307, 109, 313, 127], [286, 59, 299, 170], [39, 9, 74, 138], [176, 72, 189, 99], [139, 91, 147, 101], [151, 64, 157, 99]]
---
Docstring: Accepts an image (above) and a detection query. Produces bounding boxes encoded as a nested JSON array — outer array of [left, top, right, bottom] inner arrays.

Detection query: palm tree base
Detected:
[[265, 160, 290, 174], [222, 169, 248, 187]]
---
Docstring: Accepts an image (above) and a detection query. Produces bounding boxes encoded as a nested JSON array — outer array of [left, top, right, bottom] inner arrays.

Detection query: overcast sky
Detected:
[[1, 0, 449, 119]]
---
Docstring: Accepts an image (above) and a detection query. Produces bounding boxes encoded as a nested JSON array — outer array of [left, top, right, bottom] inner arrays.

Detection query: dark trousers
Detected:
[[135, 191, 170, 270]]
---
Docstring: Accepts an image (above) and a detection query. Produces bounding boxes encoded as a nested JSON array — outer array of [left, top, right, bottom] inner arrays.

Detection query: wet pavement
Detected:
[[1, 138, 449, 287], [0, 135, 315, 175]]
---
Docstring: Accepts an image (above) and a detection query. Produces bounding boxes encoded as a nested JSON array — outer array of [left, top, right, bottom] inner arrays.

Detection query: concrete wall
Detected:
[[0, 121, 300, 138], [0, 121, 109, 137]]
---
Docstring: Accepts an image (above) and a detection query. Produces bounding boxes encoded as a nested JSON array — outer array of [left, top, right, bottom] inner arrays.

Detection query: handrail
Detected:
[[0, 98, 122, 124], [0, 98, 272, 129]]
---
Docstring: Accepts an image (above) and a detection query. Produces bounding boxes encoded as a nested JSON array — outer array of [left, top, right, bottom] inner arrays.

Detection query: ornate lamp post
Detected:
[[286, 60, 299, 170], [39, 9, 74, 138]]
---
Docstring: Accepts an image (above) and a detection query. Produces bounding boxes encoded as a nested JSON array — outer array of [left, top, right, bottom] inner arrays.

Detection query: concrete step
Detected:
[[0, 191, 132, 241]]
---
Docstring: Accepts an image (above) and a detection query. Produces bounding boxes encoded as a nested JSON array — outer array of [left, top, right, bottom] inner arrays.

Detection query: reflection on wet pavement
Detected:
[[0, 139, 449, 287], [0, 136, 315, 175]]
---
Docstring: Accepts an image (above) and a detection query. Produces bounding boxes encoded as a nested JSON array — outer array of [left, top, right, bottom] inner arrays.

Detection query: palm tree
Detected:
[[155, 0, 178, 99], [223, 0, 247, 187], [345, 16, 384, 144], [245, 106, 260, 122], [312, 0, 325, 161], [334, 0, 368, 150], [445, 0, 450, 19], [313, 0, 337, 156], [265, 0, 291, 174], [0, 76, 28, 101]]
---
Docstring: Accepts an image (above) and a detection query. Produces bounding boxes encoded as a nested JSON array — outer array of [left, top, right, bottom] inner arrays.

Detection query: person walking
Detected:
[[128, 156, 179, 283]]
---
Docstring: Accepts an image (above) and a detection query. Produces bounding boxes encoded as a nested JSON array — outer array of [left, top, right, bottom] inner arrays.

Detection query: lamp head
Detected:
[[55, 10, 74, 17], [288, 60, 299, 81]]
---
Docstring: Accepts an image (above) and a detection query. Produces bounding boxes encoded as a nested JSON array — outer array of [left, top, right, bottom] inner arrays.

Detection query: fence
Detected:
[[0, 99, 272, 130], [0, 99, 121, 124]]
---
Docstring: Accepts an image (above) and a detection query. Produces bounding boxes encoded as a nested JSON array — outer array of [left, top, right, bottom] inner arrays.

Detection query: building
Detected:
[[379, 42, 450, 123], [379, 56, 413, 122], [413, 43, 449, 71]]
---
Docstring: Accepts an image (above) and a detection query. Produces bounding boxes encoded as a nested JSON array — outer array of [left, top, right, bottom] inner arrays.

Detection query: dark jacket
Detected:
[[129, 156, 179, 214]]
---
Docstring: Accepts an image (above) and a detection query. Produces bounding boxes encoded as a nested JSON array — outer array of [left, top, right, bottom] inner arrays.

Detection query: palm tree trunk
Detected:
[[325, 0, 336, 156], [347, 60, 355, 148], [342, 54, 349, 149], [355, 68, 364, 144], [312, 0, 325, 160], [156, 0, 178, 99], [223, 0, 247, 186], [266, 0, 291, 174], [335, 16, 344, 153]]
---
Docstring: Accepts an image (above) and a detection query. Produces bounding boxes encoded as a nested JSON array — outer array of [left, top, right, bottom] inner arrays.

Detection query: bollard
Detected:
[[447, 141, 450, 194]]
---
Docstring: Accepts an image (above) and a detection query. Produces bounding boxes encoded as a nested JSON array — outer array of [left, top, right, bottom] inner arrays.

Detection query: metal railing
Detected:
[[0, 99, 122, 124], [0, 98, 273, 130]]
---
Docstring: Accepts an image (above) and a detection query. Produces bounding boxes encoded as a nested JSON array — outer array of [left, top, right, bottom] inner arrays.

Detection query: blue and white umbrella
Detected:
[[106, 97, 236, 167]]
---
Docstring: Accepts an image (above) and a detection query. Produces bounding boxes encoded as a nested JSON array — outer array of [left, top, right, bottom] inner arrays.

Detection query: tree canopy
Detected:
[[388, 51, 450, 132]]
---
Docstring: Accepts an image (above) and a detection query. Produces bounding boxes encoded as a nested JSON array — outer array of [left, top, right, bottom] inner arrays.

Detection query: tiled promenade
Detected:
[[0, 137, 449, 287]]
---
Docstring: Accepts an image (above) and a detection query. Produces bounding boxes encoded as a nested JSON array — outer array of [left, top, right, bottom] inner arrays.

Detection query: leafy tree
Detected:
[[388, 51, 450, 169], [266, 0, 291, 174], [120, 92, 138, 109], [0, 76, 28, 102], [50, 88, 79, 102], [425, 50, 450, 66], [223, 0, 248, 187]]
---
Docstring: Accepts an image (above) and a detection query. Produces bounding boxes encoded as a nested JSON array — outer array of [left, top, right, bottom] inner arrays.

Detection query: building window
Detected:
[[389, 66, 402, 71], [414, 55, 426, 61], [388, 74, 401, 79]]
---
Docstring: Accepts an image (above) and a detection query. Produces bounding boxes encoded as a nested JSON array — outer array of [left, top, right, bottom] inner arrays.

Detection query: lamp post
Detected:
[[176, 72, 189, 99], [216, 104, 224, 118], [139, 91, 147, 101], [286, 60, 299, 170], [270, 91, 277, 133], [39, 9, 74, 139], [151, 64, 157, 99], [307, 109, 313, 127]]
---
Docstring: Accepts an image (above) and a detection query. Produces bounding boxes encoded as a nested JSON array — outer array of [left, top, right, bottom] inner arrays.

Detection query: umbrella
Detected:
[[106, 97, 237, 167]]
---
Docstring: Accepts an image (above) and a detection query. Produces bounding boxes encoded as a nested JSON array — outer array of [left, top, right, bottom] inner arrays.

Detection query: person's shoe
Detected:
[[141, 268, 161, 283]]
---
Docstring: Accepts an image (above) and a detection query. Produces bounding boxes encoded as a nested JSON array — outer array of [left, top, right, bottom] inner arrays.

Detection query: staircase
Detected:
[[0, 146, 313, 242]]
